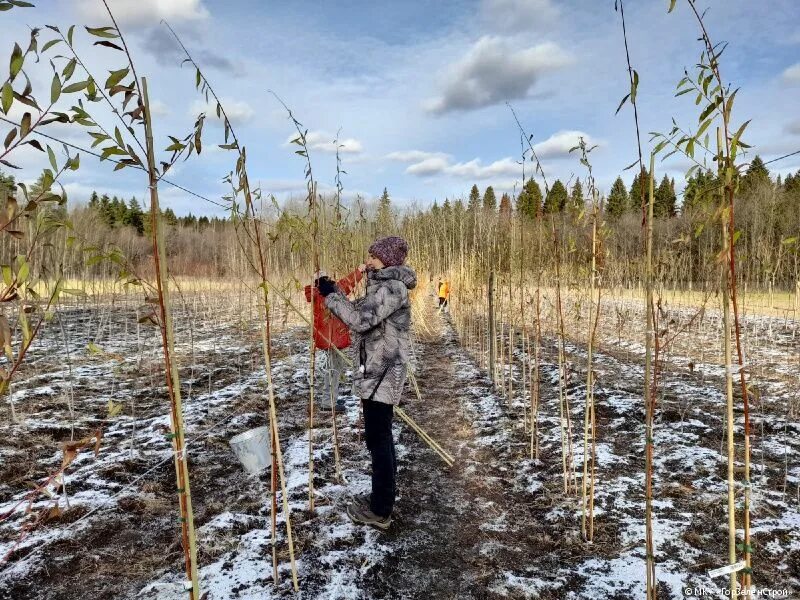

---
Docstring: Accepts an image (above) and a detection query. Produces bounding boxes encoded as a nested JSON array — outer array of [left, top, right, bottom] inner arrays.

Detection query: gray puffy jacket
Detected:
[[324, 265, 416, 405]]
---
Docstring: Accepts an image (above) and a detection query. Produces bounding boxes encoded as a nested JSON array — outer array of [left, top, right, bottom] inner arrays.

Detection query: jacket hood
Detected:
[[370, 265, 417, 289]]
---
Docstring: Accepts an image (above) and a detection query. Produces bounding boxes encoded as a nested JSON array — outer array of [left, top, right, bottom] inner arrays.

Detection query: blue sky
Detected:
[[3, 0, 800, 216]]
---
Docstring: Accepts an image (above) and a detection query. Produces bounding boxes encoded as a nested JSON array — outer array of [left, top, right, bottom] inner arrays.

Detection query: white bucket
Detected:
[[229, 426, 271, 476]]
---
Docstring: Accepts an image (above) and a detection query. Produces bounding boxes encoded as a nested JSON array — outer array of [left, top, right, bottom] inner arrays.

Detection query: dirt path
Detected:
[[362, 320, 591, 599]]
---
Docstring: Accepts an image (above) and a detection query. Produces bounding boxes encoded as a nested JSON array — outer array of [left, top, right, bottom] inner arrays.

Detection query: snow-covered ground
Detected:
[[0, 293, 798, 599]]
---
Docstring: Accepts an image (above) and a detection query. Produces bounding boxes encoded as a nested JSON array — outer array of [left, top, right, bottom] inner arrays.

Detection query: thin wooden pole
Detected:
[[718, 128, 738, 600], [643, 153, 657, 600], [488, 270, 496, 388], [142, 78, 200, 599]]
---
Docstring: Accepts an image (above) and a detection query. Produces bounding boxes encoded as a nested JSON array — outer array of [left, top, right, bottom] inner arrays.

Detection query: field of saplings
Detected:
[[1, 1, 799, 599]]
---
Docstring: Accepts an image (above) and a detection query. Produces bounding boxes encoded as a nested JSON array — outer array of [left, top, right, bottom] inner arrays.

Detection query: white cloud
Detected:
[[533, 130, 598, 159], [481, 0, 559, 34], [75, 0, 209, 27], [404, 154, 521, 179], [397, 132, 598, 180], [447, 157, 520, 179], [426, 37, 571, 114], [385, 150, 449, 163], [190, 98, 254, 125], [786, 120, 800, 135], [284, 130, 363, 154], [783, 63, 800, 84], [407, 156, 454, 176]]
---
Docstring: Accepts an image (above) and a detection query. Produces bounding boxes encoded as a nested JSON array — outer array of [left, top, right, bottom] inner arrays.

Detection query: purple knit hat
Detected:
[[368, 236, 408, 267]]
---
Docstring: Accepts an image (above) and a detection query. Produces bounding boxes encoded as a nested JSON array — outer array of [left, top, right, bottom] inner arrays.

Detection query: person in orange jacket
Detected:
[[304, 265, 365, 412], [437, 277, 450, 313]]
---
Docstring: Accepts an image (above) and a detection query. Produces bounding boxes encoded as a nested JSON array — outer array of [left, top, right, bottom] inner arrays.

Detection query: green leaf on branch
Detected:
[[13, 91, 40, 111], [85, 26, 118, 39], [104, 68, 129, 90], [100, 145, 127, 161], [62, 57, 76, 80], [20, 111, 31, 137], [9, 43, 23, 79], [696, 118, 712, 141], [47, 145, 57, 170], [3, 128, 16, 149], [1, 82, 12, 114], [62, 80, 89, 94], [652, 139, 669, 155], [50, 72, 61, 103], [699, 95, 722, 122], [730, 119, 751, 160], [668, 0, 677, 12], [615, 92, 630, 115], [17, 260, 29, 284], [41, 38, 60, 53]]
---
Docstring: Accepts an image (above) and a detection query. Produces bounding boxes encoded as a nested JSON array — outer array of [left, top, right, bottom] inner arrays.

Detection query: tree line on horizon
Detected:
[[1, 155, 798, 287]]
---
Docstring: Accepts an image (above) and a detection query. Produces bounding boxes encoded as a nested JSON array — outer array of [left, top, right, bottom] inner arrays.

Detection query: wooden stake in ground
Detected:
[[582, 193, 600, 543], [643, 154, 657, 600], [142, 77, 200, 599], [718, 127, 739, 600], [488, 270, 497, 389]]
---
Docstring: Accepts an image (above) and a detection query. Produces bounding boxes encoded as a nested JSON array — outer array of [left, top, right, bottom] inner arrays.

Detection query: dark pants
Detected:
[[362, 399, 396, 517]]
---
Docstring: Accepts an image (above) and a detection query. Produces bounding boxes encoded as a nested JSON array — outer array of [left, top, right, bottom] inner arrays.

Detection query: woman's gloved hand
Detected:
[[316, 276, 337, 297]]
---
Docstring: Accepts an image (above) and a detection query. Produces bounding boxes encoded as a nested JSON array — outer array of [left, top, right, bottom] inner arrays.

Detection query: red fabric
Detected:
[[304, 268, 363, 350]]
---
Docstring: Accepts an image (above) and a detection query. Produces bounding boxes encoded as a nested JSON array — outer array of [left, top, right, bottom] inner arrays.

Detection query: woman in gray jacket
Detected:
[[317, 236, 416, 530]]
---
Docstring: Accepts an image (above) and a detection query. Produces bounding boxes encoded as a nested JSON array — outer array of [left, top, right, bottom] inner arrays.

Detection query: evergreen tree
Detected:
[[198, 215, 210, 228], [453, 198, 465, 217], [482, 186, 497, 211], [376, 187, 394, 233], [98, 194, 114, 227], [430, 200, 441, 219], [516, 178, 542, 220], [181, 214, 198, 227], [442, 197, 452, 218], [125, 197, 144, 234], [785, 170, 800, 197], [543, 179, 568, 213], [569, 180, 584, 214], [606, 176, 629, 220], [111, 196, 127, 226], [88, 191, 99, 210], [654, 174, 677, 218], [499, 193, 512, 219], [629, 168, 650, 211], [467, 184, 481, 212], [162, 208, 178, 227], [739, 155, 771, 194]]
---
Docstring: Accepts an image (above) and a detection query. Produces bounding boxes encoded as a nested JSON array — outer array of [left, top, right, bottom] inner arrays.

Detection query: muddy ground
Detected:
[[0, 294, 798, 599]]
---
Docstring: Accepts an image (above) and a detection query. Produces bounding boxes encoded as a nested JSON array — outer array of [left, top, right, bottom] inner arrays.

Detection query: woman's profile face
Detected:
[[365, 252, 385, 271]]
